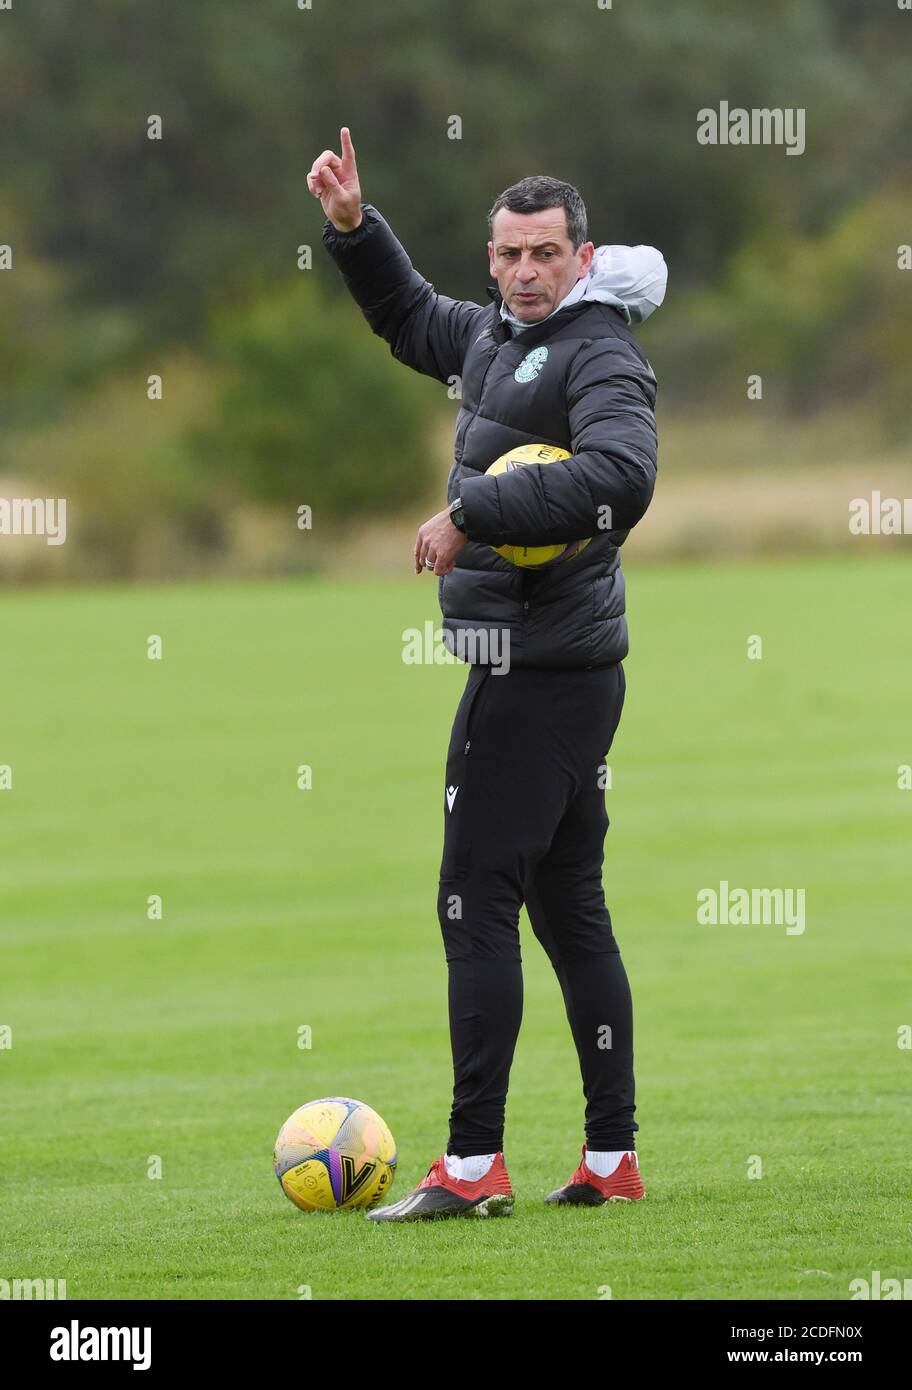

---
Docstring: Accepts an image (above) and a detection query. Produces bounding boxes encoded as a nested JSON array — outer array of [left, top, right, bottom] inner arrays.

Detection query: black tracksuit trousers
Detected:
[[436, 659, 637, 1158]]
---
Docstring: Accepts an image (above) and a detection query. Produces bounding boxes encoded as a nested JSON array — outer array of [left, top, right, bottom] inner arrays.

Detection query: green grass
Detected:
[[1, 554, 910, 1300]]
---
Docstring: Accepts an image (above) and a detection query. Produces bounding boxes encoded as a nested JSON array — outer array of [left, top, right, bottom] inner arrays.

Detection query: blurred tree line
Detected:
[[0, 0, 909, 576]]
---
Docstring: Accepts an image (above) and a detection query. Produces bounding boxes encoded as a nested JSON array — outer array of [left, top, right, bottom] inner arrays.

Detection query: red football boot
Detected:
[[545, 1145, 645, 1205], [366, 1152, 513, 1222]]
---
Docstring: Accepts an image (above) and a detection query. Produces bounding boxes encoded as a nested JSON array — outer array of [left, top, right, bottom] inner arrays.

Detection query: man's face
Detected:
[[488, 206, 594, 323]]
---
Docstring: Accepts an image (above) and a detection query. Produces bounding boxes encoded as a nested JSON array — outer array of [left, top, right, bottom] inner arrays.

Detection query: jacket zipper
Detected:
[[461, 338, 504, 458]]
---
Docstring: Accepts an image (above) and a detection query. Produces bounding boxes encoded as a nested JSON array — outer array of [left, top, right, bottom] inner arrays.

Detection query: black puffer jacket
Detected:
[[323, 203, 659, 669]]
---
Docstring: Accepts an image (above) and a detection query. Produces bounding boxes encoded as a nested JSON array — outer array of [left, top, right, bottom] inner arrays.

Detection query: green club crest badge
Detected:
[[514, 346, 549, 383]]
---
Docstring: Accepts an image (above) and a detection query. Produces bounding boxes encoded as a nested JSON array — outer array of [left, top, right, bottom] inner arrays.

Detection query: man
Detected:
[[308, 128, 665, 1220]]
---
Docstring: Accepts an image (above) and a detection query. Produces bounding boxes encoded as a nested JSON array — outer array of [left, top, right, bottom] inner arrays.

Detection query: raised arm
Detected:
[[309, 127, 487, 385]]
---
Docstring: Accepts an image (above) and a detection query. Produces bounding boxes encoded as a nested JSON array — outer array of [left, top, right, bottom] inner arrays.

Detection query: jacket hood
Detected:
[[583, 244, 668, 324]]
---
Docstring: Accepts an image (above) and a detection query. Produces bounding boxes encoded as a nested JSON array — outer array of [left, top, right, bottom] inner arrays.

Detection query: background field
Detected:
[[2, 2, 910, 582], [2, 555, 909, 1300]]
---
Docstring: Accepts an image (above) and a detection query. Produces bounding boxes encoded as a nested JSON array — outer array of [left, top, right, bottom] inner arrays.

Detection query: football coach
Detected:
[[308, 128, 666, 1221]]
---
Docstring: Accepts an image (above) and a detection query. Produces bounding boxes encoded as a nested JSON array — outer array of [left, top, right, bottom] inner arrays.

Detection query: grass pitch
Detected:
[[1, 554, 909, 1299]]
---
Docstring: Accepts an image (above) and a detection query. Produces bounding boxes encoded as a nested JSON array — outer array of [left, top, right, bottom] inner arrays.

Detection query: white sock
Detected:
[[445, 1152, 497, 1181], [585, 1148, 635, 1177]]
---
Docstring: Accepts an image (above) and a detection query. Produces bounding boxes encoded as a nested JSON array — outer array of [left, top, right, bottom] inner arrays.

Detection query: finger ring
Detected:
[[424, 558, 435, 570]]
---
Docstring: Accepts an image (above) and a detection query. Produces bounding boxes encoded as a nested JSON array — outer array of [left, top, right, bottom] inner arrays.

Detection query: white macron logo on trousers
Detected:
[[446, 785, 459, 812]]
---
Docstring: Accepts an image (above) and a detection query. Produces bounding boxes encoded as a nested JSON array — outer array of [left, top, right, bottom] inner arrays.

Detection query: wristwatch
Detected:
[[449, 497, 466, 533]]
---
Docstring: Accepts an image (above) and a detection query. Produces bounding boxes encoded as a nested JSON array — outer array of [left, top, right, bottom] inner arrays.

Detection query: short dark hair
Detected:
[[487, 175, 588, 252]]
